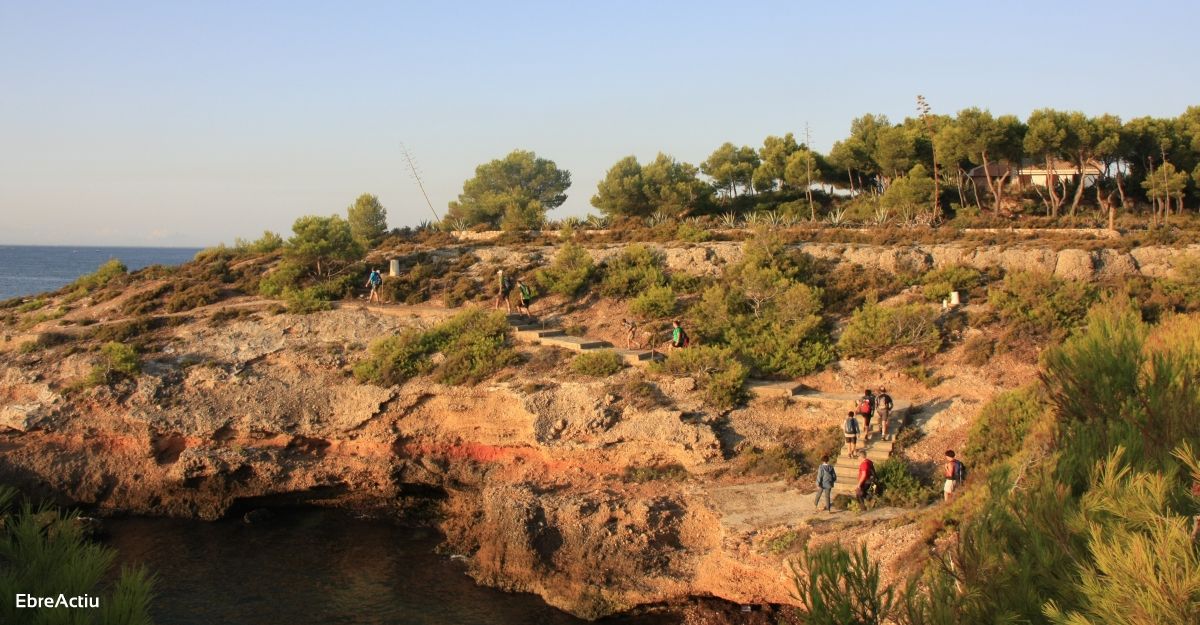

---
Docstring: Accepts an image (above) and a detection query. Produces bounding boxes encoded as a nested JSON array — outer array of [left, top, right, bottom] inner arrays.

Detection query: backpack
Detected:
[[857, 398, 872, 415], [680, 331, 690, 347], [880, 393, 893, 411], [953, 459, 968, 482], [369, 271, 382, 285], [519, 284, 531, 299], [843, 417, 859, 435]]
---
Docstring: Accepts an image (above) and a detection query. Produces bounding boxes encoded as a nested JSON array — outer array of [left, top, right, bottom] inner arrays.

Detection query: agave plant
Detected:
[[684, 216, 704, 227], [646, 210, 673, 227], [719, 212, 741, 229], [443, 217, 469, 232], [764, 210, 785, 227], [782, 213, 802, 228], [561, 216, 582, 229], [898, 205, 917, 227], [586, 214, 609, 229], [825, 207, 847, 227], [416, 220, 433, 231], [872, 205, 891, 227]]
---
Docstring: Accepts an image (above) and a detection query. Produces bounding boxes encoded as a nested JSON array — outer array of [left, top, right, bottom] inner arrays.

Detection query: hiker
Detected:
[[668, 320, 689, 351], [365, 268, 383, 303], [856, 450, 877, 508], [877, 387, 895, 441], [494, 269, 513, 312], [843, 410, 860, 457], [943, 449, 966, 502], [516, 280, 533, 315], [815, 455, 836, 512], [857, 389, 876, 441]]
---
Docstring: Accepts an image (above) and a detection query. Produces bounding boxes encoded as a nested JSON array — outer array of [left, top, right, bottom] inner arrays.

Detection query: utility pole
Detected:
[[400, 142, 441, 223], [917, 95, 939, 225]]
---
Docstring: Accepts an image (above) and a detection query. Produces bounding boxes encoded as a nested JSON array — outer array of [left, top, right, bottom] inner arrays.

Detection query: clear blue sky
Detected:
[[2, 1, 1197, 246]]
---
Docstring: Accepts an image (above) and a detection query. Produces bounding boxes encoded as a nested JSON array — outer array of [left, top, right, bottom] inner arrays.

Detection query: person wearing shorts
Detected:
[[843, 410, 860, 456], [944, 449, 961, 501]]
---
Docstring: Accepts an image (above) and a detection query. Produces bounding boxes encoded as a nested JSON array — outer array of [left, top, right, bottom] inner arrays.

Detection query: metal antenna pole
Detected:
[[400, 142, 441, 223]]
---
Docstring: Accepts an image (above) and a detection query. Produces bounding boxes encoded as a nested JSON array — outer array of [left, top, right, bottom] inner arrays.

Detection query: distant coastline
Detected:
[[0, 245, 202, 300]]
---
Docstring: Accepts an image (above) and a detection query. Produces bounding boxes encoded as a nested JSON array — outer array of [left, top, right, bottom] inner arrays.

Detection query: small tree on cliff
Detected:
[[347, 193, 389, 248], [285, 214, 364, 278]]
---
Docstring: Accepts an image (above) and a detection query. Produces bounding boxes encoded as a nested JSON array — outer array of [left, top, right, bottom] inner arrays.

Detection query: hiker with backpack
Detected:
[[857, 389, 877, 442], [494, 269, 513, 313], [814, 455, 836, 512], [877, 387, 895, 441], [943, 449, 967, 502], [365, 268, 383, 304], [843, 410, 861, 457], [516, 280, 533, 315], [669, 320, 689, 351], [856, 450, 877, 509]]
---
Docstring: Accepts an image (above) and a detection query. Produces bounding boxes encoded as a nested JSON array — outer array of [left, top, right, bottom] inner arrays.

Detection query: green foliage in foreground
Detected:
[[652, 345, 748, 409], [599, 244, 667, 298], [0, 487, 154, 625], [791, 542, 894, 625], [838, 302, 941, 360], [570, 350, 624, 377], [354, 309, 517, 386], [988, 271, 1095, 342]]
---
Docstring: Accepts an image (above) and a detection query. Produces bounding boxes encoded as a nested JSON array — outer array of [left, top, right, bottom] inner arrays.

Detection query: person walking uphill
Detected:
[[365, 268, 383, 304], [494, 270, 513, 313], [516, 280, 533, 315], [857, 389, 877, 441], [943, 450, 967, 502], [843, 411, 860, 457], [856, 450, 877, 508], [814, 455, 836, 512], [877, 387, 894, 441], [669, 320, 689, 351]]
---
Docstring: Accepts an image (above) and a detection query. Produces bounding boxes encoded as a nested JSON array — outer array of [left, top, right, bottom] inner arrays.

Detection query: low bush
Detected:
[[85, 341, 140, 386], [920, 264, 983, 302], [653, 345, 749, 409], [284, 287, 334, 314], [570, 350, 624, 377], [354, 309, 516, 387], [605, 378, 672, 411], [67, 258, 128, 294], [733, 445, 807, 480], [960, 335, 995, 366], [874, 457, 935, 507], [599, 244, 667, 297], [233, 230, 284, 254], [838, 302, 942, 360], [535, 241, 595, 297], [258, 261, 307, 298], [674, 222, 712, 242], [988, 271, 1095, 342], [628, 285, 676, 319], [963, 386, 1044, 473], [164, 282, 223, 313]]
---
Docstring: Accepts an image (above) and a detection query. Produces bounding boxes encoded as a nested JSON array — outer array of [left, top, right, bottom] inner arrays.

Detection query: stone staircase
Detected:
[[507, 313, 665, 366], [830, 421, 898, 495]]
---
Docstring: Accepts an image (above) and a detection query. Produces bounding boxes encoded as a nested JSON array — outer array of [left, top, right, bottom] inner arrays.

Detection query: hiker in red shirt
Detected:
[[856, 450, 876, 508]]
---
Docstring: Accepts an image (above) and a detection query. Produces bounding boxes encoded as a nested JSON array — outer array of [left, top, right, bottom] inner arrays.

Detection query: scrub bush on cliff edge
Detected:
[[354, 308, 516, 386]]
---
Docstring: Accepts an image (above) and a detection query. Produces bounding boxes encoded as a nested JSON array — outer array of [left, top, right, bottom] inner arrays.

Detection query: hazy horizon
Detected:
[[3, 0, 1199, 247]]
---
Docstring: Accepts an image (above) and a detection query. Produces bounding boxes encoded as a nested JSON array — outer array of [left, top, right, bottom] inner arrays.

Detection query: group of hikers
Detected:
[[492, 269, 535, 316], [814, 387, 967, 511]]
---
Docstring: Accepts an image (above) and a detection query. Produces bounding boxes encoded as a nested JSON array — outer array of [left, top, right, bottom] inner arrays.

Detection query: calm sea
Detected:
[[0, 245, 202, 301]]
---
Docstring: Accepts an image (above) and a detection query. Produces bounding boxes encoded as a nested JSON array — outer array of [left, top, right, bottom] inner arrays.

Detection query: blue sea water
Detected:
[[0, 245, 202, 301]]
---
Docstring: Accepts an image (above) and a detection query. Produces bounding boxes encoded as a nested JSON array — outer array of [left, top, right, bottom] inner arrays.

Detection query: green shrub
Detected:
[[838, 302, 942, 359], [988, 271, 1095, 342], [353, 309, 516, 387], [352, 329, 440, 385], [85, 341, 140, 386], [653, 345, 749, 409], [67, 258, 128, 293], [791, 542, 895, 625], [258, 261, 307, 298], [284, 287, 334, 314], [874, 457, 935, 507], [921, 265, 983, 302], [762, 529, 808, 555], [733, 445, 807, 480], [164, 282, 223, 312], [964, 386, 1043, 473], [599, 244, 667, 297], [15, 298, 48, 313], [0, 487, 154, 625], [570, 350, 624, 377], [628, 285, 676, 319], [675, 222, 712, 242], [233, 230, 284, 254], [960, 335, 995, 366], [535, 241, 595, 297]]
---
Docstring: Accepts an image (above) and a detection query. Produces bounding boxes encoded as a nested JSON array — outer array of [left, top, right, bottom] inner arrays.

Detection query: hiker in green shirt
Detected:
[[669, 320, 689, 351], [516, 280, 533, 315]]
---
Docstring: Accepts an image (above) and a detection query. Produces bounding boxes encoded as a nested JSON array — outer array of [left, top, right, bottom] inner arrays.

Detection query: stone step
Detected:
[[506, 313, 535, 324], [614, 349, 664, 366], [514, 327, 565, 340], [539, 335, 613, 352], [745, 380, 806, 398]]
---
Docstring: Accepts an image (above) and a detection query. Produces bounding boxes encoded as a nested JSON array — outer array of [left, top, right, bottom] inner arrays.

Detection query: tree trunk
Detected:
[[1068, 152, 1088, 217], [955, 168, 967, 208], [969, 178, 984, 213], [1045, 156, 1063, 218], [979, 150, 1002, 213]]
